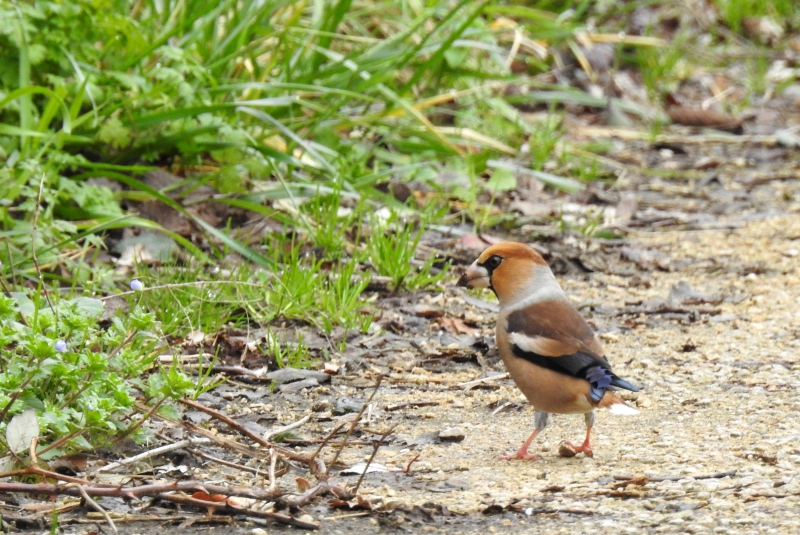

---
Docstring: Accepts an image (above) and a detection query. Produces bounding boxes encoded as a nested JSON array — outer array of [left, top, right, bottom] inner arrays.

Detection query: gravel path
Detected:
[[325, 214, 800, 534]]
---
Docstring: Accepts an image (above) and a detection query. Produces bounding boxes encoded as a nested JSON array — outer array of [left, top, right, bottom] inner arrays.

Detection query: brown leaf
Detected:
[[614, 193, 638, 225], [611, 475, 650, 489], [411, 305, 444, 318], [667, 106, 743, 134], [437, 317, 481, 336], [296, 477, 313, 492], [558, 442, 579, 458], [191, 492, 228, 502], [49, 453, 88, 474], [460, 233, 504, 251]]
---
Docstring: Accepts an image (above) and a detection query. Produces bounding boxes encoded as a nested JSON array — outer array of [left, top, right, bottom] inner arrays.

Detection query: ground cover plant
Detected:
[[1, 0, 799, 531]]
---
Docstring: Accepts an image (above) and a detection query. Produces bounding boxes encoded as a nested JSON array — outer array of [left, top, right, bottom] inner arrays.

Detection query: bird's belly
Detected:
[[502, 354, 593, 414]]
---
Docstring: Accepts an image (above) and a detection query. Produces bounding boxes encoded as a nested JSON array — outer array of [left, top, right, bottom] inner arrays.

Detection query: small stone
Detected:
[[278, 378, 320, 393], [265, 368, 330, 385], [558, 442, 579, 458], [251, 529, 268, 535], [438, 427, 465, 442], [332, 397, 365, 415]]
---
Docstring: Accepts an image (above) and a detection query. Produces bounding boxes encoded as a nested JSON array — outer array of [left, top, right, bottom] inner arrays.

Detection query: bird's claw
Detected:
[[499, 450, 542, 461], [559, 440, 593, 458]]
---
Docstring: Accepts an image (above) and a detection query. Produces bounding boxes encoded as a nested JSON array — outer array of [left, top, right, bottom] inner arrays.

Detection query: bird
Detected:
[[456, 241, 639, 460]]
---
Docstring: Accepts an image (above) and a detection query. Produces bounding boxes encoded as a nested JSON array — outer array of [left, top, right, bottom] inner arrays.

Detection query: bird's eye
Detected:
[[485, 255, 502, 269]]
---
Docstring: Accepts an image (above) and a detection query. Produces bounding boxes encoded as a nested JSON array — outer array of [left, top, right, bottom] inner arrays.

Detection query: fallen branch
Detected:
[[265, 414, 311, 441], [458, 373, 510, 390], [156, 493, 318, 529], [385, 401, 439, 412], [612, 470, 736, 483], [95, 437, 212, 473], [0, 480, 283, 501], [177, 398, 313, 465], [328, 375, 383, 474], [0, 479, 310, 528]]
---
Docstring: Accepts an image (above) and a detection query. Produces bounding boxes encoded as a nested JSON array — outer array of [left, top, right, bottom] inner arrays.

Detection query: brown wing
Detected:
[[504, 299, 638, 402], [505, 299, 605, 358]]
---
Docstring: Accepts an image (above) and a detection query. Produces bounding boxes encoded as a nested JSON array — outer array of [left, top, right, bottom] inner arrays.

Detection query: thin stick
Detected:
[[185, 446, 284, 478], [69, 483, 118, 534], [114, 397, 165, 443], [458, 373, 510, 389], [385, 401, 439, 411], [177, 398, 307, 462], [612, 470, 736, 482], [0, 374, 35, 427], [352, 424, 396, 495], [324, 512, 371, 520], [328, 375, 383, 473], [95, 438, 211, 473], [31, 173, 56, 319], [264, 414, 311, 441], [402, 452, 421, 473], [268, 448, 278, 492], [146, 409, 266, 458], [0, 479, 284, 501], [311, 422, 347, 461]]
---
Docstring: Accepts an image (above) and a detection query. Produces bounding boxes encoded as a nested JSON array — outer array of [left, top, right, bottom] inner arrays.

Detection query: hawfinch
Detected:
[[457, 242, 638, 460]]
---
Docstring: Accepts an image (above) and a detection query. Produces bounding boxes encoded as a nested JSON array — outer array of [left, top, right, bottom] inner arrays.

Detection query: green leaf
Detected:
[[486, 167, 517, 192], [97, 116, 131, 149]]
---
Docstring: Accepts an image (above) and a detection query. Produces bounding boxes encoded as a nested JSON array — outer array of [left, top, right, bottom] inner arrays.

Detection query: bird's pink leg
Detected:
[[499, 428, 542, 461], [499, 410, 548, 461], [562, 411, 595, 457], [562, 426, 593, 458]]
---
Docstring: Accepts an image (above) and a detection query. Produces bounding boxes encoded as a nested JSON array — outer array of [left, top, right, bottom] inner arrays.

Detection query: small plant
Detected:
[[711, 0, 795, 34], [366, 212, 449, 292], [191, 346, 227, 400], [0, 279, 195, 465], [253, 240, 373, 339], [135, 260, 257, 335], [634, 38, 687, 105], [319, 258, 373, 334], [299, 191, 363, 260], [264, 330, 315, 370], [529, 112, 564, 171]]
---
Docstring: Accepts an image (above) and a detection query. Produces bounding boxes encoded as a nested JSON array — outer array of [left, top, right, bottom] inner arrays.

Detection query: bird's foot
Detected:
[[558, 440, 593, 458], [499, 449, 542, 461]]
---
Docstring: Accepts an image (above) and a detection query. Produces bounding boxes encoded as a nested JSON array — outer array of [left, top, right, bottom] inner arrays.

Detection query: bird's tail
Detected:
[[599, 391, 640, 415]]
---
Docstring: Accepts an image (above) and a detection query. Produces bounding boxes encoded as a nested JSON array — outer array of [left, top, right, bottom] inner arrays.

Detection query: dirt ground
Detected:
[[55, 209, 799, 535], [51, 186, 799, 535], [22, 125, 800, 535]]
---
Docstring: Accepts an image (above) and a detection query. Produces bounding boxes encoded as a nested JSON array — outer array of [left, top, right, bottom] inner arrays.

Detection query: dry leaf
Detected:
[[667, 106, 743, 134], [7, 409, 38, 453], [296, 477, 313, 492], [191, 492, 228, 503], [437, 317, 481, 336]]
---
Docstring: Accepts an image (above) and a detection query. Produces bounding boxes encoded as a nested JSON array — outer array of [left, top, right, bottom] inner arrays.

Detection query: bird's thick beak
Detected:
[[456, 261, 490, 288]]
